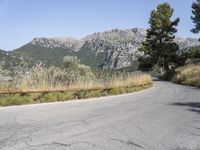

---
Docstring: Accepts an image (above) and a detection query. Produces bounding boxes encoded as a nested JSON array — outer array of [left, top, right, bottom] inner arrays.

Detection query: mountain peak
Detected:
[[31, 37, 82, 51], [83, 28, 146, 43]]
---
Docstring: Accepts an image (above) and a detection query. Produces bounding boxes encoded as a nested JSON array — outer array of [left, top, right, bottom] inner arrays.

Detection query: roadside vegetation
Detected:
[[172, 45, 200, 87], [138, 1, 200, 88], [172, 64, 200, 87], [0, 56, 152, 106]]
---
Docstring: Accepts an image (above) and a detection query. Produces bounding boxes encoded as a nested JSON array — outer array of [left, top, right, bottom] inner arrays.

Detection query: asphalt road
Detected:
[[0, 80, 200, 150]]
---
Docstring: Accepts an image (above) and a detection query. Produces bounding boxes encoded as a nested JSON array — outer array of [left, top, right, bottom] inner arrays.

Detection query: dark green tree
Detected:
[[187, 46, 200, 63], [139, 3, 180, 73], [191, 0, 200, 35]]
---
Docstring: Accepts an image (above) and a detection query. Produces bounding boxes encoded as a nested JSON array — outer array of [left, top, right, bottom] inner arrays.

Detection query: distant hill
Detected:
[[1, 28, 200, 70], [11, 43, 76, 67]]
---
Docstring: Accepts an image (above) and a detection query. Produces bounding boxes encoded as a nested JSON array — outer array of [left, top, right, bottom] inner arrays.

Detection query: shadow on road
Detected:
[[171, 102, 200, 115]]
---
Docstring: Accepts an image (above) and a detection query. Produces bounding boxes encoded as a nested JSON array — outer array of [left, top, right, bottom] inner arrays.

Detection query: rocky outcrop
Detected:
[[175, 37, 200, 50], [103, 50, 136, 70], [31, 37, 83, 51], [83, 28, 146, 43], [80, 28, 146, 70]]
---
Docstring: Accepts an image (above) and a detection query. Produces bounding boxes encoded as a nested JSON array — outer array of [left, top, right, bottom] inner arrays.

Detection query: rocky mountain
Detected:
[[79, 28, 200, 70], [2, 28, 200, 70], [77, 28, 147, 69], [31, 37, 83, 52], [175, 37, 200, 50], [83, 28, 146, 43]]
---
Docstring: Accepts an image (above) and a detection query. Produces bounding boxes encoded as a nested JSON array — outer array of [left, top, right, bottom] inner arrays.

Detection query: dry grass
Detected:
[[0, 64, 152, 106], [3, 64, 152, 92], [107, 73, 152, 88], [67, 72, 152, 90], [172, 64, 200, 87]]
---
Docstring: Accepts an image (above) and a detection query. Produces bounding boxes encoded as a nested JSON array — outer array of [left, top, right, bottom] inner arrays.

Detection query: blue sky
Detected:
[[0, 0, 198, 50]]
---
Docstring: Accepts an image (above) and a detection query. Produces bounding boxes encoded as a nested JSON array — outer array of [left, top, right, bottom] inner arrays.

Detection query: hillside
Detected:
[[2, 28, 200, 70], [77, 28, 146, 70], [11, 42, 77, 67]]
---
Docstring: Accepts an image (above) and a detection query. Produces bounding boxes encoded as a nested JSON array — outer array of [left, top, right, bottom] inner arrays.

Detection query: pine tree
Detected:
[[139, 3, 180, 73], [191, 0, 200, 34]]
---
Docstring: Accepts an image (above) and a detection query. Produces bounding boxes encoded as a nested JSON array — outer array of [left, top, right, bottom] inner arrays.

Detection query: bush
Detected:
[[187, 46, 200, 64], [63, 55, 79, 68], [63, 56, 93, 78]]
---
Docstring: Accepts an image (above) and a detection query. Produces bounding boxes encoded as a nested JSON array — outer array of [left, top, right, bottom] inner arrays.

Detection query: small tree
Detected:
[[63, 56, 93, 79], [191, 0, 200, 36], [63, 56, 79, 69], [139, 3, 180, 74]]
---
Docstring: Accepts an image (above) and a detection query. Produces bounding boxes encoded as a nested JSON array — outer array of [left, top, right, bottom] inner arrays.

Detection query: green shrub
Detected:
[[83, 90, 103, 98], [187, 46, 200, 63], [108, 87, 126, 95], [40, 93, 63, 102], [0, 94, 33, 106]]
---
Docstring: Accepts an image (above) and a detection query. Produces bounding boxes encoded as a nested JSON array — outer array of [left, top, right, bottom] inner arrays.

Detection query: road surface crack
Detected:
[[52, 142, 71, 147], [110, 138, 145, 149]]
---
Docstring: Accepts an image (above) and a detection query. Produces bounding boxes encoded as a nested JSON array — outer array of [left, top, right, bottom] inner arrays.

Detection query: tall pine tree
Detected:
[[139, 3, 180, 73], [191, 0, 200, 34]]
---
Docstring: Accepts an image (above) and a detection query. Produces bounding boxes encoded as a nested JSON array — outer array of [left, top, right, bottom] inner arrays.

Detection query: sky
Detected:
[[0, 0, 198, 50]]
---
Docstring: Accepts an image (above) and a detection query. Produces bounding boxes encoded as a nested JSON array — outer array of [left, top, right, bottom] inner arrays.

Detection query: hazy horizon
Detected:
[[0, 0, 199, 50]]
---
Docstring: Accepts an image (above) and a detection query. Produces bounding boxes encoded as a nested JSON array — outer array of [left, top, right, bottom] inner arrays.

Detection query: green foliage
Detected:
[[40, 93, 66, 102], [191, 0, 200, 34], [11, 43, 107, 70], [138, 56, 154, 71], [0, 94, 33, 106], [187, 46, 200, 63], [107, 87, 126, 95], [63, 55, 79, 68], [63, 55, 94, 78], [139, 3, 180, 73]]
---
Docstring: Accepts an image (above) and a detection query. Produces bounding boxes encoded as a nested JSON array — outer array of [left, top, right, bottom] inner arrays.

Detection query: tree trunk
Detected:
[[164, 63, 170, 73], [160, 67, 164, 76]]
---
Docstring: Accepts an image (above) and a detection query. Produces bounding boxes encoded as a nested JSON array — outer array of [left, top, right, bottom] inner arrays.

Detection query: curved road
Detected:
[[0, 80, 200, 150]]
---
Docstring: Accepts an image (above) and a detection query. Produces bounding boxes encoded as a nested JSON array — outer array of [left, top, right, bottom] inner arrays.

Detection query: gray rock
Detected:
[[31, 37, 83, 52]]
